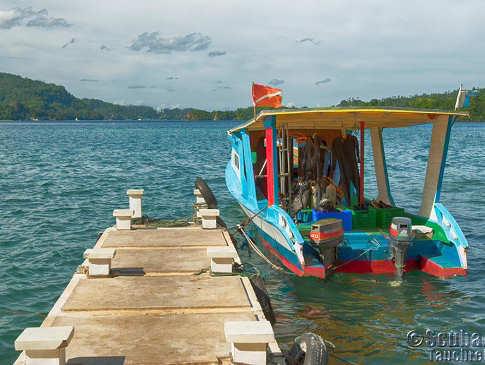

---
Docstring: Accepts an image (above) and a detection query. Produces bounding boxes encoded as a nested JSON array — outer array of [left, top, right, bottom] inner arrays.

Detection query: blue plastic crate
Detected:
[[296, 209, 312, 223], [311, 210, 352, 231]]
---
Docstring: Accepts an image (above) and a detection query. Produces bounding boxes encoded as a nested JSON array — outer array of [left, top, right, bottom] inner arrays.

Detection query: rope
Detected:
[[237, 225, 295, 276], [233, 262, 262, 278], [227, 205, 267, 234], [327, 237, 381, 273]]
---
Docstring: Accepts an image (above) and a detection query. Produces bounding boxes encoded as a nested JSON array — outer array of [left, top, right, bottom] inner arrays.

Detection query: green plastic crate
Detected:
[[351, 207, 377, 230], [375, 207, 405, 229]]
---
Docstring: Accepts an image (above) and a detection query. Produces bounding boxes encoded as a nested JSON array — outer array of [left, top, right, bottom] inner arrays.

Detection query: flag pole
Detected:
[[252, 82, 257, 123], [455, 83, 463, 111]]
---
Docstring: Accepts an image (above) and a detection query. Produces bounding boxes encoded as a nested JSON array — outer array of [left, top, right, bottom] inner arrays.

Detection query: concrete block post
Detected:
[[207, 247, 237, 274], [196, 204, 208, 219], [194, 189, 206, 205], [15, 326, 74, 365], [83, 248, 116, 277], [199, 209, 219, 229], [224, 321, 273, 365], [193, 189, 208, 220], [126, 189, 144, 218], [113, 209, 133, 230]]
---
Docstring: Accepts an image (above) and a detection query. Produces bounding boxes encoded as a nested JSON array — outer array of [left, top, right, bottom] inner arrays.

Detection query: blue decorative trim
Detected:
[[241, 129, 258, 211], [264, 115, 276, 128]]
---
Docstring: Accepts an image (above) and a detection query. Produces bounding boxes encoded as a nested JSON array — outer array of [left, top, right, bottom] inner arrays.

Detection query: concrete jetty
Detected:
[[14, 189, 284, 365]]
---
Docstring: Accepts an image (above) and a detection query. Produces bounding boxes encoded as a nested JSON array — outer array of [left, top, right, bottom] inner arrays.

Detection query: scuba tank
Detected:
[[311, 182, 321, 210]]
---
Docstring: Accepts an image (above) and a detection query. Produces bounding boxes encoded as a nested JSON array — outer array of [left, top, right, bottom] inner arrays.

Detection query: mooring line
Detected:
[[236, 224, 295, 276]]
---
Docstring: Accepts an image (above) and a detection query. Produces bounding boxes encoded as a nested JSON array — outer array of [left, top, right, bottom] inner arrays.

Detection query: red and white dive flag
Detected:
[[252, 82, 282, 108]]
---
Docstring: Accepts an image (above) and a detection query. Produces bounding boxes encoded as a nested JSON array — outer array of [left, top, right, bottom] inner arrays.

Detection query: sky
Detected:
[[0, 0, 484, 110]]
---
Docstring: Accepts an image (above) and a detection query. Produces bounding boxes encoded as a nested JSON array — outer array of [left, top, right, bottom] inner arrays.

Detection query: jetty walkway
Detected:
[[13, 189, 284, 365]]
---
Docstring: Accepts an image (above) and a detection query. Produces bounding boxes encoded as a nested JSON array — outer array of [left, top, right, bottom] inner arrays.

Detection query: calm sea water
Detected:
[[0, 120, 483, 364]]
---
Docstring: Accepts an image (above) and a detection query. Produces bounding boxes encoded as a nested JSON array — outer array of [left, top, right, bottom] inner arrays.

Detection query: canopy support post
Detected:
[[370, 127, 394, 205], [264, 116, 278, 206], [419, 115, 453, 218], [359, 121, 365, 206]]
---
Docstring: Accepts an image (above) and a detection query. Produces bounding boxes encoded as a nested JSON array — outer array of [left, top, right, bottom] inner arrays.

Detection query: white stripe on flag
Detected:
[[455, 89, 466, 110], [255, 91, 281, 104]]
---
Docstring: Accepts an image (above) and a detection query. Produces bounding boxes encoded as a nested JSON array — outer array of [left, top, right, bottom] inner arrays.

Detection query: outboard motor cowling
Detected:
[[389, 217, 413, 278], [310, 218, 344, 268]]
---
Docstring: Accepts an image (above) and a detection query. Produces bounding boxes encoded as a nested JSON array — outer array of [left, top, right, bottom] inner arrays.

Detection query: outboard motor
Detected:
[[389, 217, 413, 278], [310, 218, 344, 268]]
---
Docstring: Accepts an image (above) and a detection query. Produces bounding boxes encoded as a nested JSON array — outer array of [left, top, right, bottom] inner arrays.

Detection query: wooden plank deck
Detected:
[[14, 221, 283, 365]]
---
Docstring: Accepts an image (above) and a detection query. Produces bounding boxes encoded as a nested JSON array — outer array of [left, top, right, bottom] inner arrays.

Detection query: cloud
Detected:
[[62, 38, 75, 49], [269, 79, 284, 87], [100, 45, 110, 51], [208, 50, 226, 57], [166, 76, 179, 80], [297, 37, 320, 45], [0, 7, 70, 29], [129, 32, 211, 54], [315, 78, 332, 86], [80, 78, 98, 82], [128, 85, 146, 89], [211, 85, 232, 92]]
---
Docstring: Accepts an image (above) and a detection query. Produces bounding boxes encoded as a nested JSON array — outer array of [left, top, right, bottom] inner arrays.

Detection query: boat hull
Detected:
[[239, 202, 467, 280]]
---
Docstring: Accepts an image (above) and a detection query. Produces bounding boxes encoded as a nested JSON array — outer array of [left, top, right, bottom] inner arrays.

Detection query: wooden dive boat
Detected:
[[225, 107, 469, 279]]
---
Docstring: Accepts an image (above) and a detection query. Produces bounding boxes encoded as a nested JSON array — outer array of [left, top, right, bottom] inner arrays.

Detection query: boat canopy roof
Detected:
[[228, 107, 468, 134]]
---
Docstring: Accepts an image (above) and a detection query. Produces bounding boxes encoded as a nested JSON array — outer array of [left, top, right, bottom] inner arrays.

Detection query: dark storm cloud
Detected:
[[0, 7, 71, 29], [208, 50, 226, 57], [269, 79, 284, 86], [315, 78, 332, 85], [129, 32, 211, 54], [61, 38, 75, 49], [297, 37, 320, 45]]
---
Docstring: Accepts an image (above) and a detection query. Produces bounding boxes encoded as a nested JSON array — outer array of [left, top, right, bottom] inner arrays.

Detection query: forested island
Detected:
[[0, 72, 483, 121]]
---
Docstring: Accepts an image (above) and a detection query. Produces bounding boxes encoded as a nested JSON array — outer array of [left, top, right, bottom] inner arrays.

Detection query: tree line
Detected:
[[0, 72, 482, 121]]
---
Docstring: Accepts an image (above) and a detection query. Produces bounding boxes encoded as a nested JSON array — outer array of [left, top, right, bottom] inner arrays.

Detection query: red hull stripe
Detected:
[[257, 234, 466, 280], [333, 259, 419, 274], [420, 257, 466, 279], [259, 235, 326, 279], [310, 228, 343, 241]]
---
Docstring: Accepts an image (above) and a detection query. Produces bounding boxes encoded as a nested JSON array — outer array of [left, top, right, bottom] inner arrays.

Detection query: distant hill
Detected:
[[0, 72, 482, 121], [337, 90, 484, 120], [0, 73, 160, 120]]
